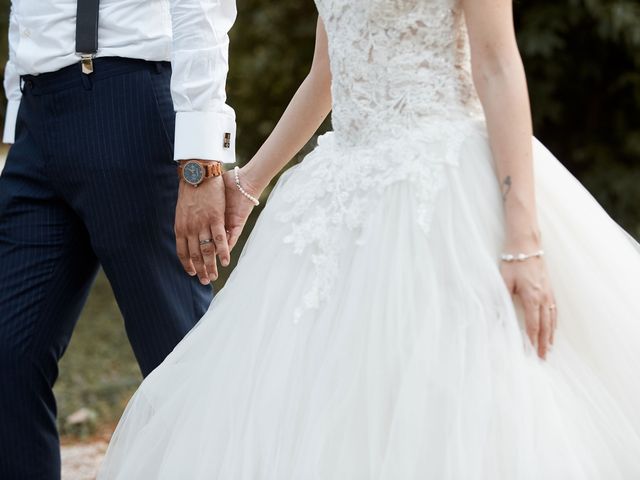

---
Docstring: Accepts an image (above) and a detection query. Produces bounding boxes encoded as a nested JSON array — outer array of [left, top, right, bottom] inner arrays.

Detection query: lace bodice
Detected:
[[315, 0, 482, 147], [273, 0, 487, 320]]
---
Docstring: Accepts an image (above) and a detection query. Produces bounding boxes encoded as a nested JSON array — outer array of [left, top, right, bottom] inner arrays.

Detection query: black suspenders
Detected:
[[75, 0, 100, 74]]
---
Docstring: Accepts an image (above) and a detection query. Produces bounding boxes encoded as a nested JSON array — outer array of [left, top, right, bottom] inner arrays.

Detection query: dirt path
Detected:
[[61, 442, 107, 480]]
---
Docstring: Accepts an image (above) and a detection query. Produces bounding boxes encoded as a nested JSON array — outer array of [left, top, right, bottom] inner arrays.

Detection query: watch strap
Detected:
[[202, 162, 223, 178]]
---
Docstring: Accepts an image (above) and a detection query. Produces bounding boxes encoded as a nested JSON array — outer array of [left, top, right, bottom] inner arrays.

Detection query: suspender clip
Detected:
[[79, 54, 94, 75]]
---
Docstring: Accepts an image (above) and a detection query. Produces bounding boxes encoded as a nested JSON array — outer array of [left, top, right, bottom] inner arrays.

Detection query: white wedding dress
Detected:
[[99, 0, 640, 478]]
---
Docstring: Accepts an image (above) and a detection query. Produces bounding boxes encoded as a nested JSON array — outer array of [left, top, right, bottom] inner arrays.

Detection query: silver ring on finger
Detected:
[[199, 238, 213, 246]]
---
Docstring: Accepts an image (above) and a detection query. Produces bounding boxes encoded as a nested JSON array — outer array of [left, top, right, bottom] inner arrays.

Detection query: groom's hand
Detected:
[[175, 163, 230, 285]]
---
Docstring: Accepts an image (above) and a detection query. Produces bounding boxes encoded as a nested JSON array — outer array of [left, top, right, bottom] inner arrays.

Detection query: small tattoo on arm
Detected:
[[502, 175, 512, 202]]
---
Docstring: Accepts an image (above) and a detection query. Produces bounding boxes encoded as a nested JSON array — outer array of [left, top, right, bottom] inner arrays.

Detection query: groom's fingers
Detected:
[[200, 232, 218, 282], [187, 235, 209, 285], [176, 237, 196, 276]]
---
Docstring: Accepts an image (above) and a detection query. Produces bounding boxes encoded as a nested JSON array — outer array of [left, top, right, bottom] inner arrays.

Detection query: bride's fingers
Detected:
[[228, 225, 243, 252], [550, 302, 558, 345], [523, 297, 541, 352], [538, 305, 552, 359]]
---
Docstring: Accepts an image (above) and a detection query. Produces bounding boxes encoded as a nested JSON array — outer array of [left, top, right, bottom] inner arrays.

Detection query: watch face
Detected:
[[183, 161, 205, 185]]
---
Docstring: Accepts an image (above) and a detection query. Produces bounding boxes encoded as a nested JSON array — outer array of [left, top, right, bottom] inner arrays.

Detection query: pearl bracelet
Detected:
[[500, 249, 545, 262], [234, 167, 260, 206]]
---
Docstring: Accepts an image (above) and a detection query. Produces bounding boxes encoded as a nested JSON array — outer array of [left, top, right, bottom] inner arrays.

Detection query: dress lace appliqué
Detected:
[[275, 0, 485, 320]]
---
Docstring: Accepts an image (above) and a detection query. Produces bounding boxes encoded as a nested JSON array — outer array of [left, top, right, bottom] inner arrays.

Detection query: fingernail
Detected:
[[188, 271, 196, 276], [222, 258, 229, 267], [201, 278, 210, 285]]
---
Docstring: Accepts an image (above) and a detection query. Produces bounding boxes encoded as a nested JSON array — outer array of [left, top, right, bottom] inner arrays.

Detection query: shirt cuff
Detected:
[[3, 99, 20, 144], [174, 111, 236, 163]]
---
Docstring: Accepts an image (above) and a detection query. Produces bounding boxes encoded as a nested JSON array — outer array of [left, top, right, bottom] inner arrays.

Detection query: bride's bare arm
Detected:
[[241, 18, 332, 193], [222, 18, 331, 250], [462, 0, 557, 359], [463, 0, 538, 248]]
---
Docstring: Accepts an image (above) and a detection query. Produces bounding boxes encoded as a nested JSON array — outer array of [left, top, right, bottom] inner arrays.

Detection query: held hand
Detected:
[[223, 167, 263, 251], [500, 253, 558, 360], [175, 172, 230, 285]]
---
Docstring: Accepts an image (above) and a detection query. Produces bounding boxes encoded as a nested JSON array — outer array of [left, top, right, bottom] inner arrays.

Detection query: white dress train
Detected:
[[99, 0, 640, 478]]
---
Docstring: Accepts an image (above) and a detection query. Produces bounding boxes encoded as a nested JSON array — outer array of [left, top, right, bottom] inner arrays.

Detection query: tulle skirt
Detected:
[[99, 119, 640, 479]]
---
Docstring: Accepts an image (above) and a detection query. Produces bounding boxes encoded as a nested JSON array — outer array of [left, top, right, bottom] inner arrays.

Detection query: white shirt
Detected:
[[3, 0, 237, 163]]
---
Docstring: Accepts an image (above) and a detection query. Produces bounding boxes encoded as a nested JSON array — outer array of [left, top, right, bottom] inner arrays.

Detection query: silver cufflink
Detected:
[[223, 133, 231, 149]]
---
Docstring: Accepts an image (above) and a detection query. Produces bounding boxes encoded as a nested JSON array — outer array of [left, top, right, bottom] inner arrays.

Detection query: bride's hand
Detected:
[[223, 166, 264, 251], [500, 252, 558, 360]]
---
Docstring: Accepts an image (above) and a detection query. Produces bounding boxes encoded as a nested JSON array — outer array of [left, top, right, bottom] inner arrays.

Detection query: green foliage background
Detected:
[[0, 0, 637, 438]]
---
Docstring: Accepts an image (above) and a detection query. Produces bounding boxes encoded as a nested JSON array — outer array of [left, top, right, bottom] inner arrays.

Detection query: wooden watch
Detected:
[[178, 160, 223, 187]]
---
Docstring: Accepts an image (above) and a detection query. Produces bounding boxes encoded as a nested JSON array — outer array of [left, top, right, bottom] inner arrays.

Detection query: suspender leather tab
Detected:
[[76, 0, 100, 74]]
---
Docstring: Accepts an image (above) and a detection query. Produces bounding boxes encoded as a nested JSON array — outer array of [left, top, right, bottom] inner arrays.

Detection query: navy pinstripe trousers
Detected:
[[0, 58, 213, 479]]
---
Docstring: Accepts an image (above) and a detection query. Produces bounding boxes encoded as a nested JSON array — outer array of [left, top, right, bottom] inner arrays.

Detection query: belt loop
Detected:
[[154, 61, 163, 74], [80, 65, 93, 91], [19, 76, 34, 94]]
